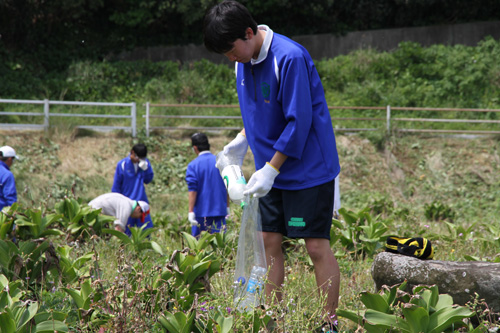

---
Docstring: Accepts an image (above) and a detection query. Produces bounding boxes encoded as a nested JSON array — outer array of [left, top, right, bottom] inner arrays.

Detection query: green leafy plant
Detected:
[[441, 221, 475, 242], [56, 245, 94, 284], [331, 207, 388, 258], [156, 247, 222, 311], [33, 311, 70, 333], [159, 310, 196, 333], [0, 239, 58, 294], [210, 228, 237, 263], [424, 201, 456, 222], [62, 278, 107, 327], [181, 231, 216, 252], [0, 274, 68, 332], [14, 208, 64, 240], [0, 204, 16, 240], [337, 281, 475, 332], [103, 225, 163, 255], [55, 197, 114, 239]]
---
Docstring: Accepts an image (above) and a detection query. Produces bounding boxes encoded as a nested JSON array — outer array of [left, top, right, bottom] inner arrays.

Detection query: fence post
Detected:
[[131, 102, 137, 137], [146, 102, 150, 137], [386, 105, 391, 134], [44, 99, 50, 131]]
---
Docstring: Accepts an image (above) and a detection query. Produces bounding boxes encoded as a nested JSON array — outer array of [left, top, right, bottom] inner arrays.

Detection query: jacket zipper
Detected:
[[251, 66, 257, 101]]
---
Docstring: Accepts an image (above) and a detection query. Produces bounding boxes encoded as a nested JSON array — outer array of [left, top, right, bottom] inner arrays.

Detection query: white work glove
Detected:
[[220, 133, 248, 167], [225, 207, 231, 220], [243, 163, 279, 198], [188, 212, 198, 227], [138, 159, 148, 170]]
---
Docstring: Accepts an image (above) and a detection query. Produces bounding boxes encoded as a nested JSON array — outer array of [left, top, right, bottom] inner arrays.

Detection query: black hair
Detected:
[[132, 143, 148, 158], [191, 132, 210, 152], [203, 0, 258, 54]]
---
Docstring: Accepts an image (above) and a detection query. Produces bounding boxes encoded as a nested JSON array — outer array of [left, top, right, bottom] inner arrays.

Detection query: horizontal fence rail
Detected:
[[389, 106, 500, 135], [144, 103, 242, 136], [0, 99, 137, 136], [145, 103, 500, 136], [2, 99, 499, 137]]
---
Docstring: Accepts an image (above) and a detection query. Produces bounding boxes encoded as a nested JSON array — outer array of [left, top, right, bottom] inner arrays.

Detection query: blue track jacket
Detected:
[[112, 156, 154, 235], [186, 152, 227, 217], [112, 156, 154, 202], [0, 161, 17, 210], [236, 26, 340, 190]]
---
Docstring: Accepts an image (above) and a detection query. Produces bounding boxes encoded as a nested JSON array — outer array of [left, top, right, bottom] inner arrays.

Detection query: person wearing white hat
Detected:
[[0, 146, 18, 211], [89, 193, 150, 233], [111, 143, 154, 236]]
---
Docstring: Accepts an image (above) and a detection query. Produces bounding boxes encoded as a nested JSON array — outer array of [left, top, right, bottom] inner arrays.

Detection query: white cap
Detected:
[[137, 201, 150, 222], [138, 200, 150, 213], [0, 146, 17, 159]]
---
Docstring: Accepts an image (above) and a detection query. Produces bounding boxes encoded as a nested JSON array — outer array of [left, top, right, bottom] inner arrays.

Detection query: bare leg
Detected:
[[305, 238, 340, 323], [262, 231, 284, 304]]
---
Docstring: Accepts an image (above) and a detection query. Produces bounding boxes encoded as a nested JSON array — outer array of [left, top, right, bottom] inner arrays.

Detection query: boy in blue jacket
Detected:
[[112, 143, 154, 236], [186, 133, 229, 237], [204, 2, 341, 331], [0, 146, 18, 211]]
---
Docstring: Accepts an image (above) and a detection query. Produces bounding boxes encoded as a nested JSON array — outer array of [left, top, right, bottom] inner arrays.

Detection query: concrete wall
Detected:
[[115, 21, 500, 65]]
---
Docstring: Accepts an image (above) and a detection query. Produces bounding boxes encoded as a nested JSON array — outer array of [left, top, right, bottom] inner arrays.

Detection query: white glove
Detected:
[[138, 159, 148, 170], [243, 163, 279, 198], [226, 207, 231, 219], [188, 212, 198, 227], [221, 133, 248, 167]]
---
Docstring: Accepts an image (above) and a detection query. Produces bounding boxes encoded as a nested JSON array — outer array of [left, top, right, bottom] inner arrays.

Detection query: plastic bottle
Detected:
[[237, 265, 267, 311], [216, 152, 247, 204], [221, 164, 246, 203]]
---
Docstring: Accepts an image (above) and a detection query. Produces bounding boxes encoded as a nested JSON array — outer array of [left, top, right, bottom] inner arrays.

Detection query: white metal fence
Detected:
[[2, 99, 500, 137], [145, 103, 500, 137], [0, 99, 137, 136]]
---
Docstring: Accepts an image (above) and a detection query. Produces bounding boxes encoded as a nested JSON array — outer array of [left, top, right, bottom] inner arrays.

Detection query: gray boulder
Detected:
[[371, 252, 500, 313]]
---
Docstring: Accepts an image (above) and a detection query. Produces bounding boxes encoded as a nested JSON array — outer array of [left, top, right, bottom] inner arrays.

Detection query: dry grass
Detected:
[[2, 128, 500, 331]]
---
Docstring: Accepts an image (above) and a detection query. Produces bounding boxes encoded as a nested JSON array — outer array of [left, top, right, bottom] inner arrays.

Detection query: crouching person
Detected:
[[89, 193, 150, 233]]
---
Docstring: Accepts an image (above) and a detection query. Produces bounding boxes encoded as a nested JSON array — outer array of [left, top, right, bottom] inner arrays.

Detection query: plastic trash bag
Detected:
[[232, 195, 267, 311]]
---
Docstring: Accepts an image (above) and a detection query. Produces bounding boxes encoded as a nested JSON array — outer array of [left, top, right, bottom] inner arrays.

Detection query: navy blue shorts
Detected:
[[192, 216, 226, 237], [259, 179, 335, 239]]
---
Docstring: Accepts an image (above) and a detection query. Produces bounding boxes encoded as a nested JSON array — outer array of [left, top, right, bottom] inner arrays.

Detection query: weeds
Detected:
[[1, 131, 500, 331]]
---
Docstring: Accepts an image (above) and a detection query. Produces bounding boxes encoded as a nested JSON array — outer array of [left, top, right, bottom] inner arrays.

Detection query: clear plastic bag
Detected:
[[232, 195, 267, 311]]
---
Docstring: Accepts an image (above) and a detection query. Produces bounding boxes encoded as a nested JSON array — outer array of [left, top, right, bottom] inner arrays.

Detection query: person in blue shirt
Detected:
[[204, 2, 341, 331], [186, 133, 229, 237], [112, 143, 154, 236], [0, 146, 18, 211]]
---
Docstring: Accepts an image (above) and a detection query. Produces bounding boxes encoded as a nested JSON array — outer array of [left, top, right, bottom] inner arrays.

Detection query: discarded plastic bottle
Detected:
[[216, 152, 247, 204], [237, 265, 267, 311]]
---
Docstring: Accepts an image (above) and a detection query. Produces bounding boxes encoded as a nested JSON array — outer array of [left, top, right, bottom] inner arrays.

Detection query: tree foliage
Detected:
[[1, 0, 500, 72]]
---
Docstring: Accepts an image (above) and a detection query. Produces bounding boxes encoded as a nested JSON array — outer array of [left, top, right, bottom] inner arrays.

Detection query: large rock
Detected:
[[371, 252, 500, 313]]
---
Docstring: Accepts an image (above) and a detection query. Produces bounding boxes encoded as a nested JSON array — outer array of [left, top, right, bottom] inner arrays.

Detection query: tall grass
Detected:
[[2, 129, 500, 331]]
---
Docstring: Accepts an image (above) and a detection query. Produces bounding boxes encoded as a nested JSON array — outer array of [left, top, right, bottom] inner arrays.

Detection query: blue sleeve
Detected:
[[274, 55, 313, 160], [111, 163, 123, 193], [185, 163, 198, 192], [143, 159, 154, 184], [3, 174, 17, 205]]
